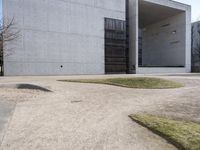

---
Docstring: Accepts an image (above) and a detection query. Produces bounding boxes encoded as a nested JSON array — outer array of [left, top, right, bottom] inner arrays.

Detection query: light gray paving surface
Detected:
[[0, 74, 199, 150], [0, 101, 15, 146]]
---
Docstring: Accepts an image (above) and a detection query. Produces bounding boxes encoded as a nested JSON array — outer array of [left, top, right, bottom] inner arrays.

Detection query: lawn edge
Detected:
[[58, 77, 184, 89], [129, 115, 186, 150]]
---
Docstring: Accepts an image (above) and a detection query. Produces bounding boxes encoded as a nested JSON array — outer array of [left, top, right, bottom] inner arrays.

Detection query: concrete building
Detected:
[[2, 0, 191, 75], [191, 21, 200, 72]]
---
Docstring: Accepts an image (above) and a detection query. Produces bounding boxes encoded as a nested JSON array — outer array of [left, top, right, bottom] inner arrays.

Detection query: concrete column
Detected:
[[128, 0, 138, 74], [185, 7, 192, 73]]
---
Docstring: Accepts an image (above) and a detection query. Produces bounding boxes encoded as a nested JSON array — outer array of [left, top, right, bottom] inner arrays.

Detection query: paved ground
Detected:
[[0, 74, 200, 150], [0, 101, 15, 146]]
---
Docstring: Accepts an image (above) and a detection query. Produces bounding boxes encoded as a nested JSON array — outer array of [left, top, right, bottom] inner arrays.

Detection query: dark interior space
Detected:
[[104, 18, 128, 74]]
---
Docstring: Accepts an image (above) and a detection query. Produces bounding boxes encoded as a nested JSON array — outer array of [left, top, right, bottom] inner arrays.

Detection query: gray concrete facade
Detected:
[[2, 0, 191, 75], [3, 0, 125, 75]]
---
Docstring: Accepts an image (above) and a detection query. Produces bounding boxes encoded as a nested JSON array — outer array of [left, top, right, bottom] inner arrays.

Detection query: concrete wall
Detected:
[[3, 0, 125, 75], [142, 13, 186, 67], [3, 0, 191, 75]]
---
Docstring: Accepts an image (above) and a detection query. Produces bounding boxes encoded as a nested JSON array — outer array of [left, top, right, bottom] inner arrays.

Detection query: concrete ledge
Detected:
[[137, 67, 188, 74]]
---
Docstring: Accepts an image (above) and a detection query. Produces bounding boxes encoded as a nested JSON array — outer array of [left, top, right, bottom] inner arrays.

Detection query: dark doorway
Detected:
[[105, 18, 128, 74]]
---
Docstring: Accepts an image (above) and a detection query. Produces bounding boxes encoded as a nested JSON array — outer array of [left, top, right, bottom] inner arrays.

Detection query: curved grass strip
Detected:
[[129, 114, 200, 150], [60, 77, 183, 89]]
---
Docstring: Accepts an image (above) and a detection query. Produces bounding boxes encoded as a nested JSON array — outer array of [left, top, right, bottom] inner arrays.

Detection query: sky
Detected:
[[0, 1, 2, 19], [0, 0, 199, 22], [176, 0, 200, 22]]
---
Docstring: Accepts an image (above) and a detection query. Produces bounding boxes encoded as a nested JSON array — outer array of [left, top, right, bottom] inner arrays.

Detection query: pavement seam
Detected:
[[0, 103, 17, 148]]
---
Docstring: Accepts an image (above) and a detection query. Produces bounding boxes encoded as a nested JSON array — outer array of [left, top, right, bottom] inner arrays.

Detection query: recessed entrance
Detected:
[[138, 0, 186, 68]]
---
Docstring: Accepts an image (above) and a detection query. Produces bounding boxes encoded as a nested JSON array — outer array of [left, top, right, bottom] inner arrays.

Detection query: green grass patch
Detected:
[[129, 114, 200, 150], [60, 77, 183, 89]]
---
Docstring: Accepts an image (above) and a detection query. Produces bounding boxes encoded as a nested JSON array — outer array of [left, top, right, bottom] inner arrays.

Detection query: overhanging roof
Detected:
[[139, 0, 184, 28]]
